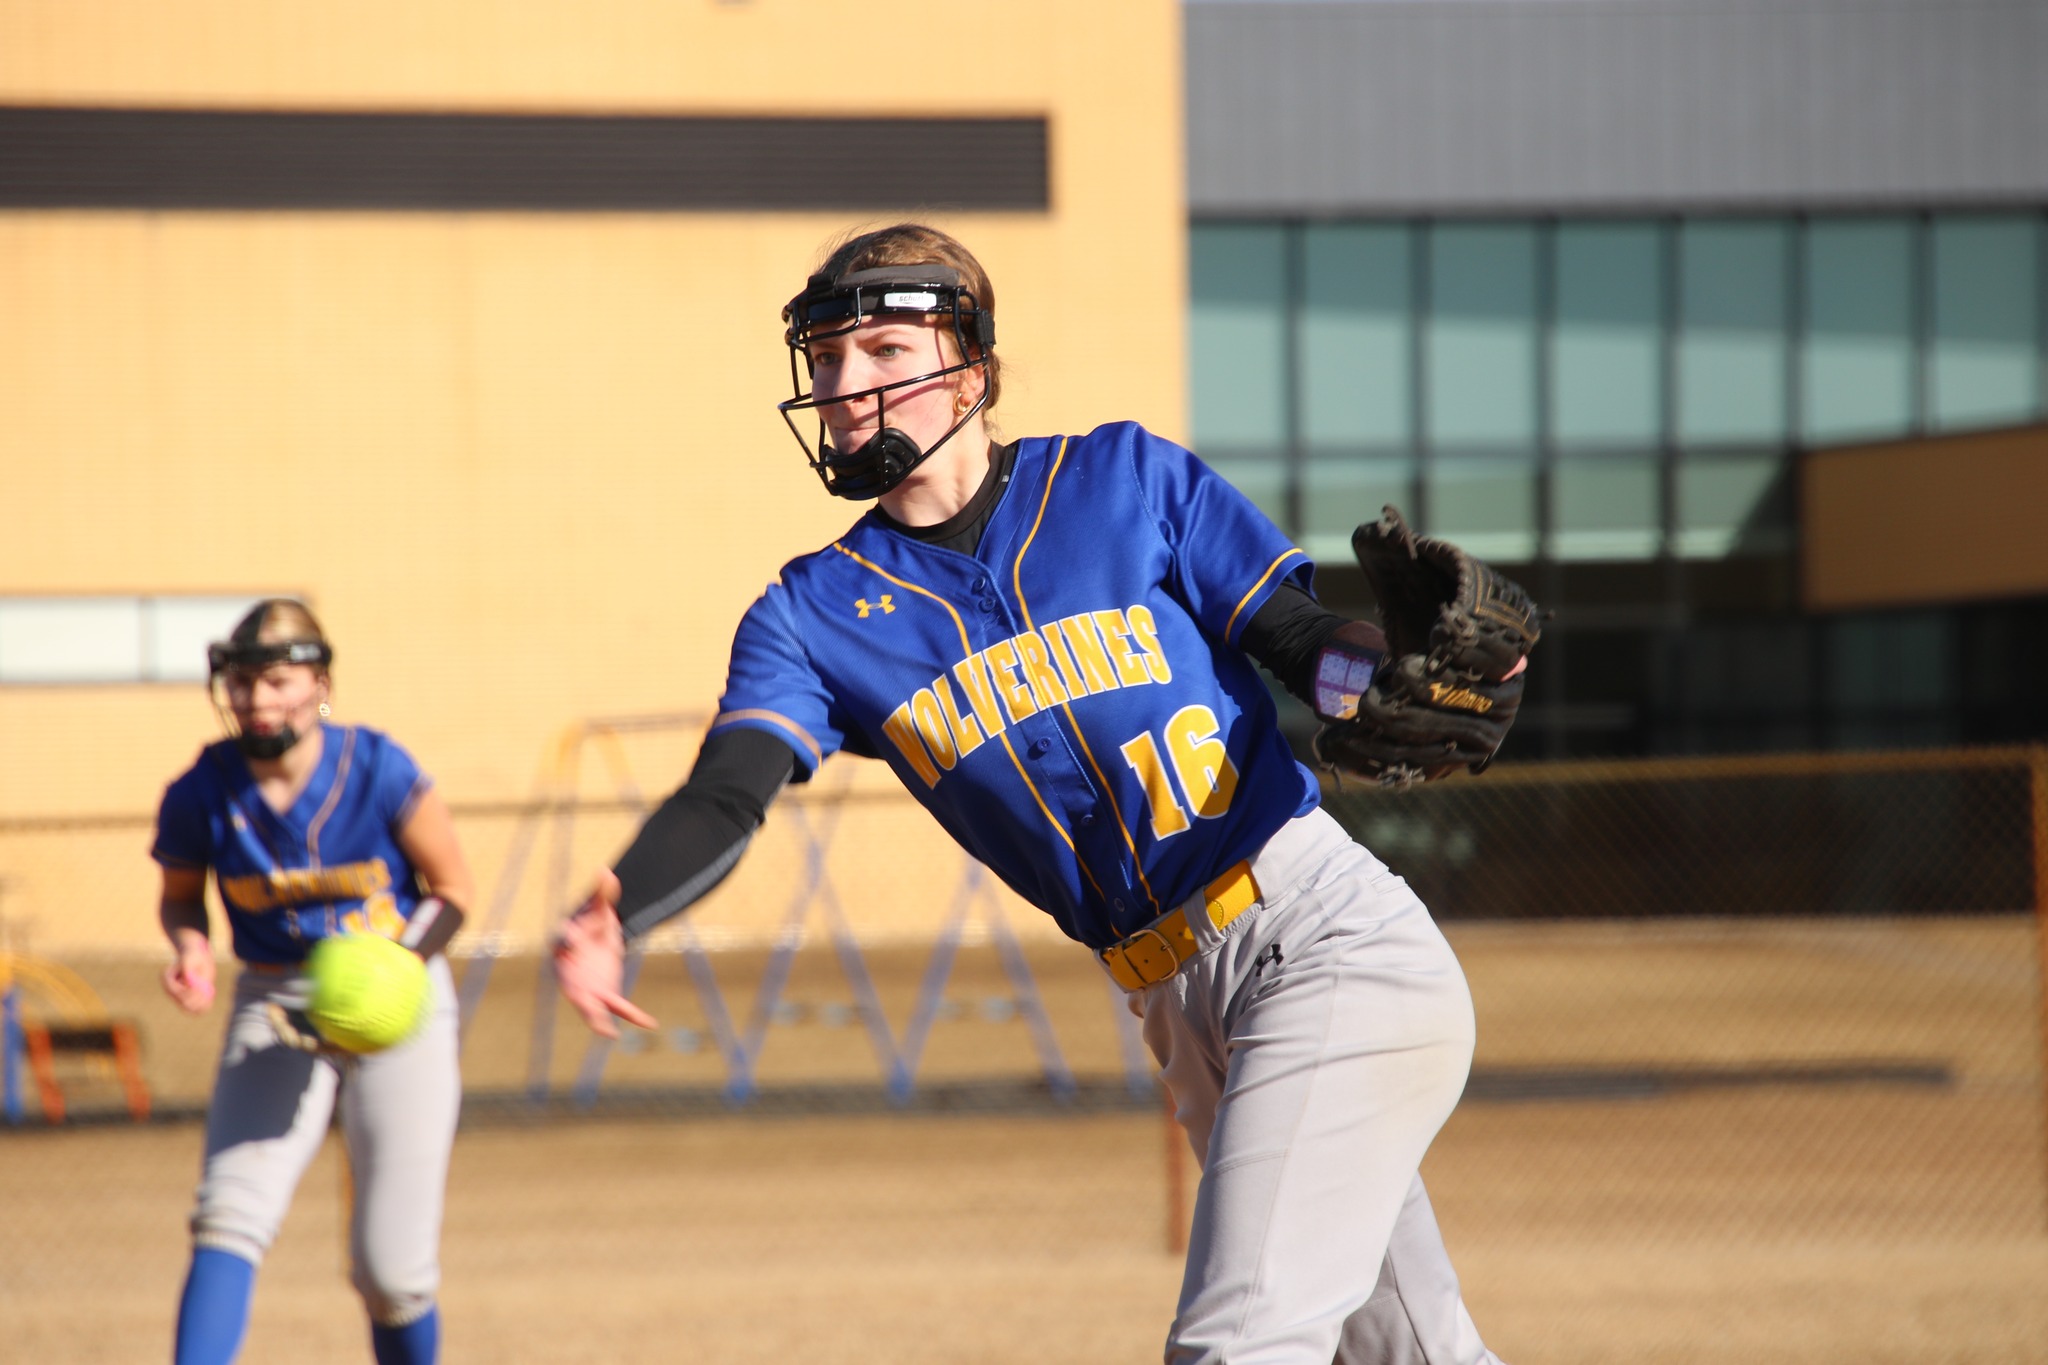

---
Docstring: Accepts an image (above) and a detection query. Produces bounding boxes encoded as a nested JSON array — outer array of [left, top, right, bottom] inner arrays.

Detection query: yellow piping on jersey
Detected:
[[1012, 435, 1067, 609], [1006, 437, 1163, 919], [710, 709, 824, 767], [829, 539, 1109, 907], [1225, 548, 1309, 643], [305, 726, 357, 872]]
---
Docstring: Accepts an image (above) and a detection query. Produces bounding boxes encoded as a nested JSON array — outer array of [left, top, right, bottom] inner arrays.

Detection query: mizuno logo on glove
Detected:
[[1427, 682, 1493, 713]]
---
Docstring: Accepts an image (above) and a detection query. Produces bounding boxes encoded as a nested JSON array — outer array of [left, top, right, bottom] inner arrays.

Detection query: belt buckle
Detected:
[[1105, 926, 1181, 990]]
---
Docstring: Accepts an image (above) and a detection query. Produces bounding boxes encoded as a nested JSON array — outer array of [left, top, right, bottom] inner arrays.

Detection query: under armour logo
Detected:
[[855, 595, 896, 618], [1253, 943, 1284, 976]]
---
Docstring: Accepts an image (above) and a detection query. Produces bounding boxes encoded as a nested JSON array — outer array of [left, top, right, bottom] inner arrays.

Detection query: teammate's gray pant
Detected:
[[191, 956, 461, 1327], [1127, 807, 1504, 1365]]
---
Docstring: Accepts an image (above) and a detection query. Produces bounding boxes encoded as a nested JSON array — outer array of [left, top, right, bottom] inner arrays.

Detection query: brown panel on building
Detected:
[[1802, 424, 2048, 611], [0, 105, 1050, 211]]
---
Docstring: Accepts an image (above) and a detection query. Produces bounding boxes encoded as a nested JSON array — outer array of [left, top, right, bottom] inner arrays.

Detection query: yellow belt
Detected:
[[1098, 860, 1260, 992]]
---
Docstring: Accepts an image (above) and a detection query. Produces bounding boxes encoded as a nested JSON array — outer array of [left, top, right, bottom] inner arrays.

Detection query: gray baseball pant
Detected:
[[191, 955, 461, 1327], [1127, 807, 1504, 1365]]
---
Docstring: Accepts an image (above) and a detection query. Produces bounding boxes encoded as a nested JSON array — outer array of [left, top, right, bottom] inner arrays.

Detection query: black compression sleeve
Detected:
[[1238, 581, 1355, 706], [610, 727, 797, 941]]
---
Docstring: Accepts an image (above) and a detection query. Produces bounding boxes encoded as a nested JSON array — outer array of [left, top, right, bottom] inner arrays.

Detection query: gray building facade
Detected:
[[1183, 0, 2048, 757], [1188, 0, 2048, 216]]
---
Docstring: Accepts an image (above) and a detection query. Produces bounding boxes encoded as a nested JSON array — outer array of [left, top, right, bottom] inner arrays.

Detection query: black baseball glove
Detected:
[[1312, 506, 1543, 787]]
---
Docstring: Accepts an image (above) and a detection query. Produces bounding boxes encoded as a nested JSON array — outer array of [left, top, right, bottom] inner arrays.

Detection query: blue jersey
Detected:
[[152, 724, 435, 966], [709, 421, 1322, 949]]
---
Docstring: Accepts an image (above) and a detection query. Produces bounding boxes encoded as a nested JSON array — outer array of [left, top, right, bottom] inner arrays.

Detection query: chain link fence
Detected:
[[3, 736, 2044, 1360]]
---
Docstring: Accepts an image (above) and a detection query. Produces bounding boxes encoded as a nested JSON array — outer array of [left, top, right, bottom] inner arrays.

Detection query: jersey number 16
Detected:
[[1119, 704, 1241, 840]]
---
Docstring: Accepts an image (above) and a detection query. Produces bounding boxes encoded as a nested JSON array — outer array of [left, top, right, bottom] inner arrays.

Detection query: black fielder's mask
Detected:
[[778, 265, 996, 501], [206, 638, 333, 759]]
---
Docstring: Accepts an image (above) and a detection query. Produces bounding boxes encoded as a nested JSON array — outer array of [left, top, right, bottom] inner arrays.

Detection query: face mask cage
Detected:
[[206, 638, 333, 759], [777, 264, 996, 500]]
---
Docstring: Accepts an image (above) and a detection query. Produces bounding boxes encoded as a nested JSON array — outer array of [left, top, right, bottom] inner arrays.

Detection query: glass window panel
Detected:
[[1888, 613, 1953, 708], [1552, 454, 1661, 560], [1931, 215, 2042, 430], [1427, 224, 1538, 447], [1425, 454, 1537, 561], [1678, 220, 1791, 445], [1300, 225, 1412, 450], [1828, 611, 1953, 711], [1203, 456, 1290, 532], [0, 598, 144, 683], [1563, 629, 1653, 710], [1803, 217, 1915, 443], [1553, 222, 1663, 447], [1677, 453, 1793, 558], [147, 596, 268, 682], [1827, 611, 1955, 748], [1685, 621, 1813, 713], [1190, 224, 1289, 450], [1302, 455, 1415, 564]]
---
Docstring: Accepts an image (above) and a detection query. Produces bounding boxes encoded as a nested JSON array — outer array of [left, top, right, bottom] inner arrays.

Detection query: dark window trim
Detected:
[[0, 105, 1050, 212]]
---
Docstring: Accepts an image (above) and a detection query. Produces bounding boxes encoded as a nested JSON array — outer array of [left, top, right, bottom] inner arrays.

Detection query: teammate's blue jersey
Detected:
[[710, 421, 1322, 949], [152, 725, 434, 966]]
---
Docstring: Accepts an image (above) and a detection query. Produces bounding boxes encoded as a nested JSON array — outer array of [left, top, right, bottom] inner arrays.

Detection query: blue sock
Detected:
[[370, 1306, 439, 1365], [173, 1247, 257, 1365]]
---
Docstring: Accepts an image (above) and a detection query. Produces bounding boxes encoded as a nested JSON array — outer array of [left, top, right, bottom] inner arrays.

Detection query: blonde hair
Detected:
[[229, 599, 331, 675], [815, 223, 1003, 421]]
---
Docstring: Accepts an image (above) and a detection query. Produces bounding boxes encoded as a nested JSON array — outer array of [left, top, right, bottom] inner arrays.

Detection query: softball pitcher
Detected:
[[154, 599, 470, 1365], [554, 224, 1532, 1364]]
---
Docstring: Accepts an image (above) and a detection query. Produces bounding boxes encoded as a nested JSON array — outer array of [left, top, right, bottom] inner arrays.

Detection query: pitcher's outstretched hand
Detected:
[[553, 870, 657, 1039]]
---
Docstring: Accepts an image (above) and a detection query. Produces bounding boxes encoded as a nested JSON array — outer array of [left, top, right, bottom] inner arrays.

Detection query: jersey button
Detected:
[[977, 598, 998, 615], [972, 576, 992, 593], [1077, 812, 1096, 827], [1112, 898, 1127, 913], [1027, 738, 1051, 758]]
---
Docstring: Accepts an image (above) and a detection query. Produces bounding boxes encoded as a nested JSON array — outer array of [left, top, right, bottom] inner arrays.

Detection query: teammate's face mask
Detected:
[[778, 265, 996, 501], [206, 639, 333, 760]]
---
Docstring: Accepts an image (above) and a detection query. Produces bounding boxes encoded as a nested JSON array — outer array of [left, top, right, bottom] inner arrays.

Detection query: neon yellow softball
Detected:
[[306, 933, 429, 1053]]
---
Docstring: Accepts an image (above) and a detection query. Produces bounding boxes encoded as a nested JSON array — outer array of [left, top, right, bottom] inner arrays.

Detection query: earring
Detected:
[[317, 701, 332, 719]]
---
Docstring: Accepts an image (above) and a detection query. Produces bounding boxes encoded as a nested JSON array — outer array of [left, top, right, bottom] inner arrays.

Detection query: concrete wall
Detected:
[[0, 0, 1187, 951], [0, 0, 1189, 821]]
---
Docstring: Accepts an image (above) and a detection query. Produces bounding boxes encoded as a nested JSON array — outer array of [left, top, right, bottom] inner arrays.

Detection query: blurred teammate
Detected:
[[154, 599, 470, 1365], [554, 224, 1513, 1363]]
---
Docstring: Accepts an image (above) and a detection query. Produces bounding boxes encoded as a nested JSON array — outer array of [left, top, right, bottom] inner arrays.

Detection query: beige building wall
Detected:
[[0, 0, 1187, 952]]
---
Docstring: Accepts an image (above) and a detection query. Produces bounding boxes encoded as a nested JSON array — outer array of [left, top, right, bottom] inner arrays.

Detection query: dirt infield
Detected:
[[5, 915, 2045, 1362], [5, 1109, 2046, 1365]]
